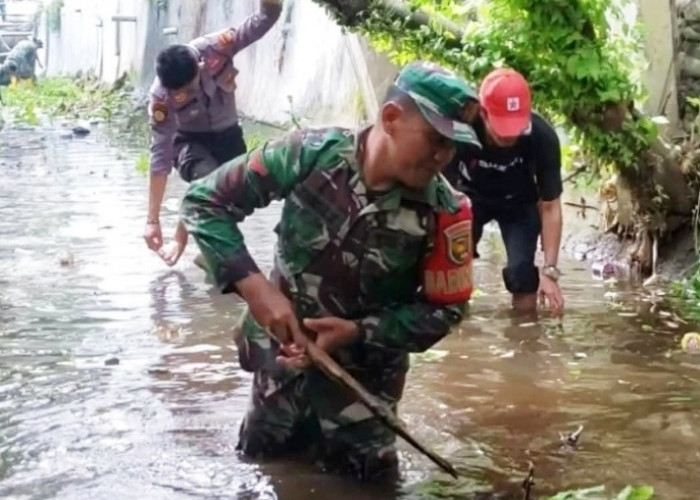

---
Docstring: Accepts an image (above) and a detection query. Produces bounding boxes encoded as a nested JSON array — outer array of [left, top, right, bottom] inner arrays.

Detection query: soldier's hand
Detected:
[[237, 273, 306, 346], [143, 221, 163, 251], [277, 317, 359, 370], [304, 317, 359, 352]]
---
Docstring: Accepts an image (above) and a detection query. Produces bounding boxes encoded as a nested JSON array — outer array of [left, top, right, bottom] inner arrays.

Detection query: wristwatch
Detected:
[[542, 265, 562, 281]]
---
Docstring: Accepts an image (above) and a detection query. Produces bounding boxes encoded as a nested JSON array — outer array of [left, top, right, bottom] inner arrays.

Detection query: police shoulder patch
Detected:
[[151, 100, 168, 123]]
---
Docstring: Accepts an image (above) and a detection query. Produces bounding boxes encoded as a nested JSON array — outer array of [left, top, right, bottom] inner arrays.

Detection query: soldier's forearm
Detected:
[[357, 300, 466, 353], [179, 163, 264, 294]]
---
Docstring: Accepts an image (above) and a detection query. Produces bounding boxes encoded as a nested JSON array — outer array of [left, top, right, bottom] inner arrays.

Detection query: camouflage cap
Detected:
[[394, 61, 481, 149]]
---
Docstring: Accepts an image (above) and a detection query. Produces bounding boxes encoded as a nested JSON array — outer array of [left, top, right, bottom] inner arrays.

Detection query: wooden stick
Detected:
[[564, 201, 598, 211], [562, 164, 588, 183], [521, 462, 535, 500], [266, 329, 460, 478]]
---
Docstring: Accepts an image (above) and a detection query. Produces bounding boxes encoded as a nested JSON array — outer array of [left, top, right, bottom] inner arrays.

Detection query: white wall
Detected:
[[638, 0, 680, 131], [38, 0, 394, 127]]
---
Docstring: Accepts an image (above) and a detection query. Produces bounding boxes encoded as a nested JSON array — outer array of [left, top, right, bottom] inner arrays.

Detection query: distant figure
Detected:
[[0, 0, 6, 23], [6, 38, 43, 85]]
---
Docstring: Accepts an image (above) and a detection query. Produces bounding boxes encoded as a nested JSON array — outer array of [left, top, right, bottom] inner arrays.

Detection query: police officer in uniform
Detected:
[[143, 0, 282, 267]]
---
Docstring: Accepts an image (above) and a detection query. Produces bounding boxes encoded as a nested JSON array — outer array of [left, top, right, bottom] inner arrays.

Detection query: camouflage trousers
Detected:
[[236, 366, 405, 481]]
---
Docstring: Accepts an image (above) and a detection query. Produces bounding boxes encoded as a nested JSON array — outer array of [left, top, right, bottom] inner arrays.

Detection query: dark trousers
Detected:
[[173, 123, 247, 183], [472, 201, 542, 294]]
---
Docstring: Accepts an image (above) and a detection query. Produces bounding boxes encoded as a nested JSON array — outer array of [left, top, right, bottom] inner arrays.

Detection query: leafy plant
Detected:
[[135, 150, 149, 174], [1, 76, 135, 126], [546, 484, 654, 500]]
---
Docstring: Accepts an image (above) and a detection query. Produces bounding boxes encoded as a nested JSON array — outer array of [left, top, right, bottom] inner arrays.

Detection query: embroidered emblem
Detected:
[[444, 220, 471, 265], [151, 101, 168, 123]]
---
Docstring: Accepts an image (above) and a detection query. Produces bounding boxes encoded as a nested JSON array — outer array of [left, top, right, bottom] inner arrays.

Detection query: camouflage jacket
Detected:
[[181, 126, 468, 380]]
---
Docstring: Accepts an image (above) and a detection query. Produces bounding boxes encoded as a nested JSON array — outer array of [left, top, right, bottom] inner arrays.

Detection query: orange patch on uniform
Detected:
[[217, 30, 235, 48], [248, 151, 268, 176], [151, 101, 168, 123]]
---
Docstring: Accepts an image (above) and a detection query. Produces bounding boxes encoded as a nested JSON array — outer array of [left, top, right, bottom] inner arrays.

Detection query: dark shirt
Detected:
[[444, 112, 562, 205]]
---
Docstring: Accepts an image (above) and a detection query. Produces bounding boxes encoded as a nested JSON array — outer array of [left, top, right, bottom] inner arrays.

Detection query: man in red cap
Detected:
[[444, 67, 564, 316]]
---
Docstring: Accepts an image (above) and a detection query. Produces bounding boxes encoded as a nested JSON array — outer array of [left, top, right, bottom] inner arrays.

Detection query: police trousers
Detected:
[[173, 123, 246, 183]]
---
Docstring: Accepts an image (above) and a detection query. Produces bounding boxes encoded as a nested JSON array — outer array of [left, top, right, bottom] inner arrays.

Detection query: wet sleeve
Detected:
[[533, 115, 563, 201], [180, 129, 322, 294], [208, 0, 282, 58], [148, 97, 177, 176], [356, 300, 467, 353]]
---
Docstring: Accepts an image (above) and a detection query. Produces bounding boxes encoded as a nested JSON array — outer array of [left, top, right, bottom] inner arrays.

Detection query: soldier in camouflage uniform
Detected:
[[180, 61, 481, 480], [144, 0, 282, 267], [6, 38, 43, 85]]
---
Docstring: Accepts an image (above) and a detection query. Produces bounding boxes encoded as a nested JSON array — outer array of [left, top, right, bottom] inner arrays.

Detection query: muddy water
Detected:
[[1, 125, 699, 500]]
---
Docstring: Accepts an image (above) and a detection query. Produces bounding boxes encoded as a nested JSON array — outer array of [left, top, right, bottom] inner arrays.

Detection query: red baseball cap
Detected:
[[479, 68, 531, 138]]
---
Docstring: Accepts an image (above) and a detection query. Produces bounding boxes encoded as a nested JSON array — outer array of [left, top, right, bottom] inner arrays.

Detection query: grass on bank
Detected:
[[1, 75, 135, 126]]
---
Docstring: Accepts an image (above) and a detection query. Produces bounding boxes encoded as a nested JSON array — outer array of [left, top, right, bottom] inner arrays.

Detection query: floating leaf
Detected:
[[614, 485, 654, 500], [546, 484, 606, 499]]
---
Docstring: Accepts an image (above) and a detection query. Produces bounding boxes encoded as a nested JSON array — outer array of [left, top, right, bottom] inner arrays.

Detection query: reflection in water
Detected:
[[1, 127, 700, 499]]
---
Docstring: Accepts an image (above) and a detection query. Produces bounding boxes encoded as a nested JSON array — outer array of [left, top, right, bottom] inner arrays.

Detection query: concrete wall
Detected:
[[36, 0, 398, 127], [37, 0, 684, 132], [638, 0, 680, 131], [39, 0, 151, 83]]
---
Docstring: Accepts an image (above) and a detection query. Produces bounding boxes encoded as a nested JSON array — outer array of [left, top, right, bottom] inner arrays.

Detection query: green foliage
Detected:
[[134, 150, 149, 174], [408, 480, 654, 499], [314, 0, 655, 180], [245, 132, 267, 151], [546, 484, 654, 500], [1, 76, 134, 126], [671, 261, 700, 324]]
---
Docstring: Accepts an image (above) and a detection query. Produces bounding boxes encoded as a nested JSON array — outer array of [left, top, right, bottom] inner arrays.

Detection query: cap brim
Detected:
[[416, 103, 482, 149], [486, 113, 531, 138]]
